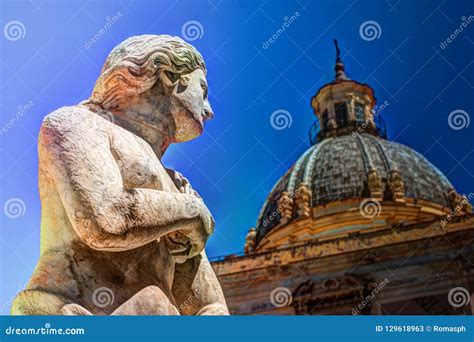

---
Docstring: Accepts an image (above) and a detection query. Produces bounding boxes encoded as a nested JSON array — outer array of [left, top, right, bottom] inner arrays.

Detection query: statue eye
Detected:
[[201, 83, 208, 99], [164, 70, 179, 84]]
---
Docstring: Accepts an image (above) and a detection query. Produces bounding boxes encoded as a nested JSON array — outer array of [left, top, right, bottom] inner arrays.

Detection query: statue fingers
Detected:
[[166, 168, 185, 189], [165, 168, 178, 180], [183, 182, 192, 194]]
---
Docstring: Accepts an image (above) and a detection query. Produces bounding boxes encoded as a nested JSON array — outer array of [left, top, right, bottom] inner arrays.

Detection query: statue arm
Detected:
[[172, 250, 229, 315], [38, 114, 210, 252]]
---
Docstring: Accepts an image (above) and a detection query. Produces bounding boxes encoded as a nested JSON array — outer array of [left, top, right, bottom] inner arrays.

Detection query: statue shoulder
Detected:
[[40, 105, 101, 142]]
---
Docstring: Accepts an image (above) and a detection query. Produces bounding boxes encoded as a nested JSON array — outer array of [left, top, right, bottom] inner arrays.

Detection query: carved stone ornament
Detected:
[[388, 169, 405, 202], [244, 228, 257, 254], [278, 191, 294, 222], [461, 196, 473, 214], [367, 169, 382, 200], [448, 189, 472, 215], [295, 184, 312, 218]]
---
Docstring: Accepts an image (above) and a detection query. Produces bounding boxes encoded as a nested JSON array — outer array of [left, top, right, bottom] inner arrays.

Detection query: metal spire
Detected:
[[334, 39, 342, 63], [333, 39, 348, 81]]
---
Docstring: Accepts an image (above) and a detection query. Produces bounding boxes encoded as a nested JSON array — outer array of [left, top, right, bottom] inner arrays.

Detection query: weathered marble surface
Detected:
[[11, 35, 229, 315]]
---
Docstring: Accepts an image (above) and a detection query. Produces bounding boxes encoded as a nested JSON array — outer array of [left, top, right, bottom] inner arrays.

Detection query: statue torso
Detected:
[[29, 106, 179, 314]]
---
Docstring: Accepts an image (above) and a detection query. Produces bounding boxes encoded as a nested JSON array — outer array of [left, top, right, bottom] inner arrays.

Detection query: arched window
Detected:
[[355, 102, 365, 124], [334, 102, 348, 128], [321, 109, 329, 130]]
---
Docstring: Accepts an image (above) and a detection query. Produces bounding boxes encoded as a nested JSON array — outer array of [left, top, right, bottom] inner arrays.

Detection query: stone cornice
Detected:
[[257, 198, 451, 250], [212, 214, 474, 276]]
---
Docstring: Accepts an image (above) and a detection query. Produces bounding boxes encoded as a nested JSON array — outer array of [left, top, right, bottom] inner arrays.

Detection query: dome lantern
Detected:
[[309, 40, 386, 144]]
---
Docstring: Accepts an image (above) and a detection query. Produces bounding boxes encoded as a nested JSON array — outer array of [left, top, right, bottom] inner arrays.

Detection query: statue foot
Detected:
[[62, 303, 93, 316], [111, 285, 180, 315]]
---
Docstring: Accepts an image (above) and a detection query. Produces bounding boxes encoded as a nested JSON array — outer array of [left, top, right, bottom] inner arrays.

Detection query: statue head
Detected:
[[89, 35, 213, 146]]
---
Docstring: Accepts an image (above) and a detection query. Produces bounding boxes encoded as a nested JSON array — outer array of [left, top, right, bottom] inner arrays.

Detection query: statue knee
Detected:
[[135, 285, 179, 315], [11, 290, 68, 315], [140, 285, 168, 300]]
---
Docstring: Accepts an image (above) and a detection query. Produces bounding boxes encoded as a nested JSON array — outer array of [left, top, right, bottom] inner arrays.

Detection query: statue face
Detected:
[[163, 69, 214, 142]]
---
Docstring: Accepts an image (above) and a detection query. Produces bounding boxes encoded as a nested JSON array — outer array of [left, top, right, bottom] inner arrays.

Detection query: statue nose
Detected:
[[204, 108, 214, 119]]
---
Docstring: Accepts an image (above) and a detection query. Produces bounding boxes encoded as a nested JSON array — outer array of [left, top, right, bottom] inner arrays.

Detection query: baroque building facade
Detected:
[[211, 42, 474, 315]]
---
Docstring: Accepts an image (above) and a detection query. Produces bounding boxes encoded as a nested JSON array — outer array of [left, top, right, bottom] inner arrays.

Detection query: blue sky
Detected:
[[0, 0, 473, 313]]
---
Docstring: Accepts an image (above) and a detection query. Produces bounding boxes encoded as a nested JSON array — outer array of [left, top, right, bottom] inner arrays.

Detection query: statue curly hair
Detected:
[[88, 34, 206, 109]]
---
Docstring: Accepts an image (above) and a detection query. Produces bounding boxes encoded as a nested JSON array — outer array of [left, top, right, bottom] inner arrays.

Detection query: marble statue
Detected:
[[11, 35, 229, 315]]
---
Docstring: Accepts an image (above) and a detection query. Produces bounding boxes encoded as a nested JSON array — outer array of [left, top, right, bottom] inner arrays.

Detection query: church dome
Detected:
[[251, 40, 471, 250], [255, 133, 455, 244]]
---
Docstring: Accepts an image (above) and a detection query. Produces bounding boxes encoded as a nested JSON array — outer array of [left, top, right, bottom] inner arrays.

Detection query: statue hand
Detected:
[[166, 168, 201, 198], [165, 198, 214, 263]]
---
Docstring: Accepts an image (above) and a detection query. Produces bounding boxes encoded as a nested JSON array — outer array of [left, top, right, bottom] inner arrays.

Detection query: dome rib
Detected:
[[365, 134, 394, 173], [288, 145, 315, 194], [354, 134, 374, 172], [255, 169, 293, 235], [303, 138, 332, 185]]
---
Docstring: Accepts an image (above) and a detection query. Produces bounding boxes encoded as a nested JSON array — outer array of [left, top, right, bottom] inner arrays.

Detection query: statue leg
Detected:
[[111, 285, 180, 315], [11, 289, 71, 315], [62, 285, 180, 316]]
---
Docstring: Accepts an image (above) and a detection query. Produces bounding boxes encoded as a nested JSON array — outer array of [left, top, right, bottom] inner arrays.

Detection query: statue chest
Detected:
[[108, 129, 177, 193]]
